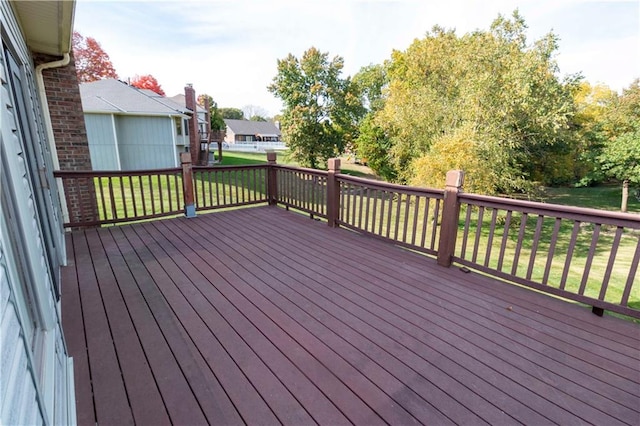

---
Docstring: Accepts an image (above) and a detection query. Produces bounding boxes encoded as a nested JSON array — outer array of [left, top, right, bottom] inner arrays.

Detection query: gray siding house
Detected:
[[224, 119, 282, 143], [1, 1, 76, 424], [80, 79, 191, 170]]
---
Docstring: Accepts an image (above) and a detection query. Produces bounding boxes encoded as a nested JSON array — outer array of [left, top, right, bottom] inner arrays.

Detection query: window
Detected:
[[175, 117, 182, 135]]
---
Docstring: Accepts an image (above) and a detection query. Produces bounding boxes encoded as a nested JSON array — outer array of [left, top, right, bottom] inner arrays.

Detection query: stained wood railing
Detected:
[[454, 193, 640, 318], [55, 154, 639, 318]]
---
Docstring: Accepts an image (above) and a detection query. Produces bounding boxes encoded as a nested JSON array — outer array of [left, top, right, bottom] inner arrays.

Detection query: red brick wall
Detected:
[[33, 52, 98, 226], [184, 84, 200, 164]]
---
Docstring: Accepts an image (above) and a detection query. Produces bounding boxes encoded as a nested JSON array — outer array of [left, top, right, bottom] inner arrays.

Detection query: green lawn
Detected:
[[543, 184, 639, 213]]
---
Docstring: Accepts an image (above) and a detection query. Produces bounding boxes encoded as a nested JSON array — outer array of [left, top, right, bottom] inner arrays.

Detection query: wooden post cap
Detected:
[[181, 152, 191, 164], [445, 170, 464, 188], [267, 152, 277, 163], [328, 158, 341, 172]]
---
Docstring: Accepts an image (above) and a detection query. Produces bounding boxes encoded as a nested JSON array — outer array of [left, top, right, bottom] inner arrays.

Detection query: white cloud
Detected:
[[75, 0, 640, 116]]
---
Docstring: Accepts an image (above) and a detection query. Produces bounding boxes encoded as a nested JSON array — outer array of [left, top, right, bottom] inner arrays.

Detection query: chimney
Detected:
[[184, 84, 199, 164]]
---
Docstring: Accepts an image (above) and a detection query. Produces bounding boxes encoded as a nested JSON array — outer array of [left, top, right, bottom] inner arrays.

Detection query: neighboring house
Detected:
[[1, 0, 77, 424], [224, 119, 282, 143], [80, 79, 192, 170], [169, 93, 208, 138]]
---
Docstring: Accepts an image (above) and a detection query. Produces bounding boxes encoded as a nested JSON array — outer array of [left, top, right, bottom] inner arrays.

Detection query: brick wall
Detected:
[[33, 52, 98, 226], [184, 84, 200, 164]]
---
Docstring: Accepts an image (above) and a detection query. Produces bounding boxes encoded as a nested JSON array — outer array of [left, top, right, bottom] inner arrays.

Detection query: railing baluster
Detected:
[[526, 215, 545, 280], [621, 239, 640, 306], [542, 217, 562, 285], [98, 177, 108, 221], [472, 206, 485, 263], [108, 177, 118, 221], [420, 198, 430, 249], [394, 193, 402, 241], [599, 227, 623, 301], [158, 173, 165, 213], [386, 191, 393, 239], [129, 176, 137, 217], [378, 190, 386, 235], [578, 224, 601, 295], [118, 176, 127, 218], [411, 196, 420, 246], [511, 213, 528, 276], [560, 221, 581, 290], [402, 194, 411, 243], [460, 204, 472, 258], [430, 199, 440, 251], [484, 208, 498, 267], [167, 174, 173, 213], [497, 210, 512, 272]]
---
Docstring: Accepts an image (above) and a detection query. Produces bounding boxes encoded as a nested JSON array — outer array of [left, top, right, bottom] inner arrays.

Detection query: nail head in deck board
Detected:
[[61, 207, 640, 425]]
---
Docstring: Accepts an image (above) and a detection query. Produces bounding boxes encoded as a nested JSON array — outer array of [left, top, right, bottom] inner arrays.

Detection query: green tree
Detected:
[[268, 47, 363, 168], [352, 64, 397, 179], [249, 115, 268, 122], [220, 108, 245, 120], [374, 11, 578, 193], [598, 80, 640, 211]]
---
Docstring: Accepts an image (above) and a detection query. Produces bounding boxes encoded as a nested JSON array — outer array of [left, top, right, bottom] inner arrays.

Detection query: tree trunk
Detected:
[[621, 179, 629, 212]]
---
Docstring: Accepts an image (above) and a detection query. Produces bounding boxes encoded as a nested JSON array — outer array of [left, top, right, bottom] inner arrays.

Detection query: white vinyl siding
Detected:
[[116, 115, 176, 169], [1, 1, 75, 424], [85, 113, 120, 170]]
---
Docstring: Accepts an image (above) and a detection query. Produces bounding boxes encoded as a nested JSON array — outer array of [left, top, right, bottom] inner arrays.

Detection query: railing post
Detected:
[[181, 152, 196, 218], [327, 158, 341, 227], [267, 151, 278, 205], [437, 170, 464, 267]]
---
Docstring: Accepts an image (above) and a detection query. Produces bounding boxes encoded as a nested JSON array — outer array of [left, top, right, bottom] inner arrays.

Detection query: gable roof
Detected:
[[224, 119, 281, 137], [80, 79, 189, 117], [169, 94, 207, 113]]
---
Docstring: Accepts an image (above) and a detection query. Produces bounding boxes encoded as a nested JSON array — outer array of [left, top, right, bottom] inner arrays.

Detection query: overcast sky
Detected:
[[74, 0, 639, 117]]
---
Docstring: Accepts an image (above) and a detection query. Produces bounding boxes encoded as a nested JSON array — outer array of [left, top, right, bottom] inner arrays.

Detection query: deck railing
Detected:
[[54, 154, 639, 318]]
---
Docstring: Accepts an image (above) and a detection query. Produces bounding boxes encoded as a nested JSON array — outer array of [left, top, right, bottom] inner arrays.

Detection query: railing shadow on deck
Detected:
[[54, 153, 639, 319]]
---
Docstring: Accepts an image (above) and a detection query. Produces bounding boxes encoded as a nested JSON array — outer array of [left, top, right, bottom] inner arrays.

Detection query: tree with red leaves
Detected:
[[72, 31, 118, 83], [130, 74, 166, 96]]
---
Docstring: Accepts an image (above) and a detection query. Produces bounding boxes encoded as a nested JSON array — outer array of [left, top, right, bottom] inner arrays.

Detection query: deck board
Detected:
[[62, 206, 640, 425]]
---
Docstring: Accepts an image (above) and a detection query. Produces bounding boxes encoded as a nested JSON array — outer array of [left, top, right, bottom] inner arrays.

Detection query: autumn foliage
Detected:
[[130, 74, 166, 96], [72, 31, 118, 83]]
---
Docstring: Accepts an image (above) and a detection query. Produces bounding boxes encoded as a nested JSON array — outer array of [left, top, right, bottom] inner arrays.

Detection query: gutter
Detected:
[[35, 54, 71, 242]]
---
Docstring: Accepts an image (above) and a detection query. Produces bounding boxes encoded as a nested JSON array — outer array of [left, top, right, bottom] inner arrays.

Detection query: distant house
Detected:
[[224, 119, 282, 143], [169, 93, 209, 137], [80, 79, 194, 170]]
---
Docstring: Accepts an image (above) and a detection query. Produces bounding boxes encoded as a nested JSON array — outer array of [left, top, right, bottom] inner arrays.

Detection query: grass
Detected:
[[543, 184, 640, 213]]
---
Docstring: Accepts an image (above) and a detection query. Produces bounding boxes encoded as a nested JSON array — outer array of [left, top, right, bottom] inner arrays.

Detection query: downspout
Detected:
[[35, 54, 71, 237]]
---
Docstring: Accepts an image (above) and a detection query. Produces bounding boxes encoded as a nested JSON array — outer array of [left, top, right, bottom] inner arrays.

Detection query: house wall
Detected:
[[33, 50, 98, 226], [116, 115, 177, 169], [1, 1, 74, 425], [85, 113, 120, 170]]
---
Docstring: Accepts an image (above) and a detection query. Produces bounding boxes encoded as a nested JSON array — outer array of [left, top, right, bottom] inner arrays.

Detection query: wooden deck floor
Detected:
[[61, 206, 640, 425]]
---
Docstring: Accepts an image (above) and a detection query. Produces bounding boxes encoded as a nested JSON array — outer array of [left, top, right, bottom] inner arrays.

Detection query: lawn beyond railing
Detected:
[[54, 154, 639, 318]]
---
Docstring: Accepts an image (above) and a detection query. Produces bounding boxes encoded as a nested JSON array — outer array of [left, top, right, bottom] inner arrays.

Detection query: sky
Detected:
[[74, 0, 640, 117]]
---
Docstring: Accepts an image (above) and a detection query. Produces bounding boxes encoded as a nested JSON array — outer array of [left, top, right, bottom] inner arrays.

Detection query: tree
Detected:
[[372, 12, 578, 193], [242, 105, 270, 121], [219, 108, 245, 120], [198, 94, 226, 131], [597, 80, 640, 212], [130, 74, 165, 96], [268, 47, 363, 168], [72, 31, 118, 83]]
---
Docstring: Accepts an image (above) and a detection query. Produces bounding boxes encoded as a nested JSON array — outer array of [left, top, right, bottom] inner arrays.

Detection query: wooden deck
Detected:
[[61, 206, 640, 425]]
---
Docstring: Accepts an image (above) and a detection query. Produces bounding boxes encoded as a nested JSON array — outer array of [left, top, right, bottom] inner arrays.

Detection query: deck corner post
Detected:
[[267, 152, 278, 206], [437, 170, 464, 267], [181, 152, 197, 218], [327, 158, 341, 227]]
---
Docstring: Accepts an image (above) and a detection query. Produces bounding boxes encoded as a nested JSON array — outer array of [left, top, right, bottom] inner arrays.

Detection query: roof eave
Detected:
[[12, 0, 76, 56]]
